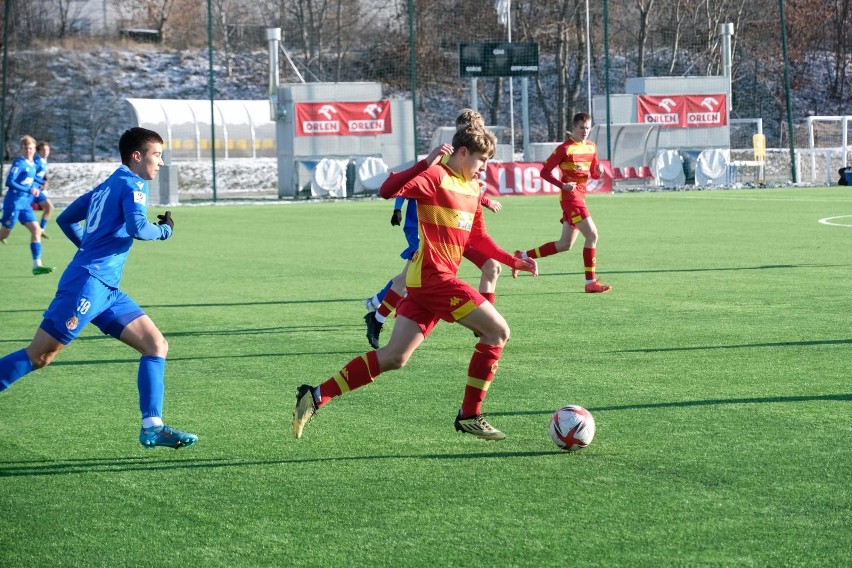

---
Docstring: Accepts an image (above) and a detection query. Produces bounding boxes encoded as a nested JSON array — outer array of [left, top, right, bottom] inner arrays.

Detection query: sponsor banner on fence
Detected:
[[483, 162, 612, 196], [295, 100, 393, 136], [637, 94, 727, 128]]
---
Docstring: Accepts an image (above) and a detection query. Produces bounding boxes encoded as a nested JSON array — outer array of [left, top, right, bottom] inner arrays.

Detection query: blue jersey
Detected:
[[56, 165, 172, 288], [33, 155, 48, 190], [394, 196, 419, 233], [393, 196, 420, 259], [3, 157, 36, 210]]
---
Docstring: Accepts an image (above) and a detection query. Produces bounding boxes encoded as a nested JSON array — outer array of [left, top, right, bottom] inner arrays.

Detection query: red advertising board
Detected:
[[294, 100, 393, 136], [482, 162, 612, 196], [637, 94, 727, 128]]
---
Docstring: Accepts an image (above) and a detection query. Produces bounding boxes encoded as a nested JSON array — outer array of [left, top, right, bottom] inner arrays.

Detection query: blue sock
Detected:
[[376, 279, 394, 304], [30, 242, 42, 261], [0, 349, 35, 392], [138, 356, 165, 420], [40, 219, 49, 230]]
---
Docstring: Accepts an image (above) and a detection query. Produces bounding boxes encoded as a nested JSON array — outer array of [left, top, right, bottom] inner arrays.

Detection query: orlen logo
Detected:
[[657, 98, 677, 112], [688, 97, 722, 125], [317, 104, 338, 119], [700, 97, 719, 111], [349, 103, 386, 133], [363, 103, 383, 119]]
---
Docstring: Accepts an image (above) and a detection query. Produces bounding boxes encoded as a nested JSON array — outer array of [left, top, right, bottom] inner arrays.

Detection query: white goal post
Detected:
[[803, 116, 851, 184]]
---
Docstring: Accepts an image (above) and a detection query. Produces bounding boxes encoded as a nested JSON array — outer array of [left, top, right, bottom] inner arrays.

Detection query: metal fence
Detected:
[[1, 0, 850, 197]]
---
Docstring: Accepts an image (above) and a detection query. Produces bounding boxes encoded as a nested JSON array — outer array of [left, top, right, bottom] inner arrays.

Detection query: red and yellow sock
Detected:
[[318, 350, 381, 407], [583, 247, 596, 281], [526, 241, 559, 259], [375, 289, 403, 323], [460, 343, 503, 417]]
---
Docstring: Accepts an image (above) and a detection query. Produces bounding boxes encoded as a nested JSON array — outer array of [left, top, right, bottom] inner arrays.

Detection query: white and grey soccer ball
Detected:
[[549, 405, 596, 451]]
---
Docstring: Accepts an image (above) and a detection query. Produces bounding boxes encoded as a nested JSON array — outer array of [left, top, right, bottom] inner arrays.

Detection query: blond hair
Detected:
[[20, 135, 36, 147]]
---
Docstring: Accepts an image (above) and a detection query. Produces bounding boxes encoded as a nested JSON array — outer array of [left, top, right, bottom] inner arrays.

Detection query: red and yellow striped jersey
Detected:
[[381, 162, 506, 289], [540, 138, 600, 202]]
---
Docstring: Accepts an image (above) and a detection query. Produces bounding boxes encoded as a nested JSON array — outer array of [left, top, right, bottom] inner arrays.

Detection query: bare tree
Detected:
[[635, 0, 656, 76]]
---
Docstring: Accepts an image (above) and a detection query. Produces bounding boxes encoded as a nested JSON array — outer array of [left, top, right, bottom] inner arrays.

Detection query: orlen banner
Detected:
[[637, 94, 727, 128], [483, 162, 612, 196], [295, 100, 392, 136]]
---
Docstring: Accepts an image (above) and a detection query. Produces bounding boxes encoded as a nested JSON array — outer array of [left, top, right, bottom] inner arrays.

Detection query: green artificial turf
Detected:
[[1, 187, 850, 567]]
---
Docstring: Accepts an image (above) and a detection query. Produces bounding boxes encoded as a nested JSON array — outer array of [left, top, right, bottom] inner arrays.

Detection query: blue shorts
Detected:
[[400, 227, 420, 260], [33, 190, 49, 206], [40, 267, 145, 344], [1, 204, 37, 229]]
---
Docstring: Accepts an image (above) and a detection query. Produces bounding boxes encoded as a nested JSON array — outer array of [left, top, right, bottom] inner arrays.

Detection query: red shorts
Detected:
[[396, 277, 485, 338], [560, 199, 590, 227], [462, 246, 489, 269]]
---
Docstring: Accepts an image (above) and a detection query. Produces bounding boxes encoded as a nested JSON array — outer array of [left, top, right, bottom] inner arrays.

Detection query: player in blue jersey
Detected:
[[0, 135, 55, 274], [0, 127, 198, 450], [31, 141, 56, 239]]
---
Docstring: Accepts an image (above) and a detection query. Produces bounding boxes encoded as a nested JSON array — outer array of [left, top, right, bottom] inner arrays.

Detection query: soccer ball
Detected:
[[549, 405, 595, 451]]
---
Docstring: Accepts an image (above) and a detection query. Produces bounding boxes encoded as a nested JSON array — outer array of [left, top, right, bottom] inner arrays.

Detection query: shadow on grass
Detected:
[[613, 338, 852, 352], [0, 323, 361, 346], [0, 297, 368, 315], [490, 393, 852, 417], [535, 262, 847, 278], [0, 450, 558, 478]]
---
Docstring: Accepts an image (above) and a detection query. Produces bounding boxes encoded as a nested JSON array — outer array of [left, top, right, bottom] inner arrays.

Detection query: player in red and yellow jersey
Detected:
[[293, 126, 538, 442], [512, 112, 612, 293]]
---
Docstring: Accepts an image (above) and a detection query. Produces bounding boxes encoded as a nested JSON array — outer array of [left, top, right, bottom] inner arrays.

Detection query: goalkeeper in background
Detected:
[[0, 127, 198, 450]]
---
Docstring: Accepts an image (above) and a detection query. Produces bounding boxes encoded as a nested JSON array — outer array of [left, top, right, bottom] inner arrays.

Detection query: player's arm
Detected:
[[391, 196, 405, 226], [4, 163, 34, 193], [122, 188, 172, 241], [590, 153, 603, 179], [56, 192, 92, 248], [467, 212, 538, 276], [480, 194, 502, 213], [381, 165, 442, 201], [379, 144, 453, 199], [540, 148, 570, 190]]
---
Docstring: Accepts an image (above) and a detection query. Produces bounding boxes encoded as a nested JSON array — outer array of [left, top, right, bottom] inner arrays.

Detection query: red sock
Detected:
[[481, 292, 495, 305], [583, 247, 596, 281], [318, 350, 381, 407], [527, 241, 559, 259], [377, 289, 403, 319], [461, 343, 503, 417]]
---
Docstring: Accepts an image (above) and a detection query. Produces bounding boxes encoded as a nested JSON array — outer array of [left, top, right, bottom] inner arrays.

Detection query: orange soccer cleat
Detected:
[[584, 279, 612, 294]]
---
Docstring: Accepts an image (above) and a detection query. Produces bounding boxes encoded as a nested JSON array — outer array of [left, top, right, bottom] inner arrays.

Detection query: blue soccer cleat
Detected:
[[139, 424, 198, 450]]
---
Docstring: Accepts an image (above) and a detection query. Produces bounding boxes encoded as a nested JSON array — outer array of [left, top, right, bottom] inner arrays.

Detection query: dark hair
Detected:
[[119, 127, 163, 164], [573, 112, 592, 126], [452, 126, 496, 160], [36, 140, 50, 151]]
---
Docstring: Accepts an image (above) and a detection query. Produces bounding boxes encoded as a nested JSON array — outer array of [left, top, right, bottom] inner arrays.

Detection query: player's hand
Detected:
[[157, 211, 174, 229], [514, 257, 538, 277], [486, 200, 502, 213], [390, 209, 402, 226], [425, 143, 454, 166]]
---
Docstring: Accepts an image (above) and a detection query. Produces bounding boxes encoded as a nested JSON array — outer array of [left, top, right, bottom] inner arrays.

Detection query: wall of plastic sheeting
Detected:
[[125, 99, 276, 160]]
